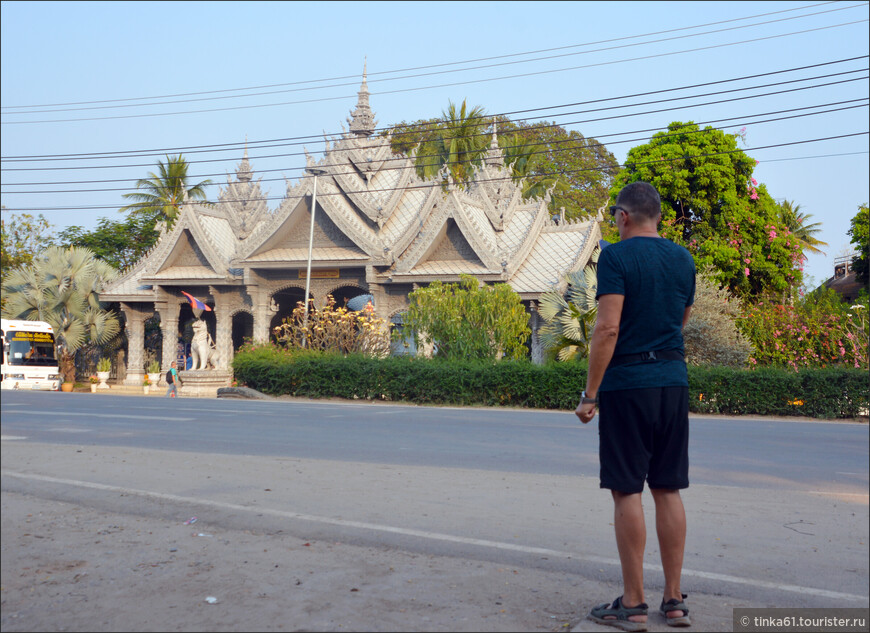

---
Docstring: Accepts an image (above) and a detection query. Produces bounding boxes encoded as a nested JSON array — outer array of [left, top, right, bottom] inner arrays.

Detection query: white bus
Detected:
[[1, 319, 62, 391]]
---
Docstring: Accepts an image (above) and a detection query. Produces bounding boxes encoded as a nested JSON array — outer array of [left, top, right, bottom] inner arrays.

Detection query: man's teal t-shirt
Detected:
[[596, 236, 696, 392]]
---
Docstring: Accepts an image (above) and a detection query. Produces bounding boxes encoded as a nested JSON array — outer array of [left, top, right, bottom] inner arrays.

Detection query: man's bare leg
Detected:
[[612, 490, 647, 624], [651, 488, 687, 618]]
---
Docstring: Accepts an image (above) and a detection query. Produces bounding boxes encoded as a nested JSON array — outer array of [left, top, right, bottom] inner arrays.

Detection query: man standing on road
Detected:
[[165, 361, 182, 398], [575, 181, 695, 631]]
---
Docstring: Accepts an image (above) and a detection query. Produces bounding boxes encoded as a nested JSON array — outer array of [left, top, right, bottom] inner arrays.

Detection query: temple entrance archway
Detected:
[[269, 287, 310, 342], [329, 285, 371, 311], [232, 311, 254, 352]]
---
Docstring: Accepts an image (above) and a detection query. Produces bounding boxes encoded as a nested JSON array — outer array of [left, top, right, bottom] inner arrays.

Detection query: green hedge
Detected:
[[232, 347, 869, 419]]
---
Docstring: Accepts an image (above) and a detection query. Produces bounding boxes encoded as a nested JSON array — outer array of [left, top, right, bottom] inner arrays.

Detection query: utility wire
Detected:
[[3, 70, 866, 176], [3, 2, 865, 115], [3, 132, 866, 212], [1, 1, 847, 110], [3, 18, 867, 125], [3, 55, 867, 162], [3, 101, 867, 193]]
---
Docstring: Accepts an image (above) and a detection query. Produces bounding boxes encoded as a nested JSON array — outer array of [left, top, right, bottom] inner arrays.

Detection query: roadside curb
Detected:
[[216, 386, 273, 400]]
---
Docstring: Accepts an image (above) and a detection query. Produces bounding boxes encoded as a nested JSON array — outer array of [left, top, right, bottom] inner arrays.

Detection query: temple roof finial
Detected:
[[348, 60, 375, 137], [485, 118, 504, 168], [237, 136, 252, 182]]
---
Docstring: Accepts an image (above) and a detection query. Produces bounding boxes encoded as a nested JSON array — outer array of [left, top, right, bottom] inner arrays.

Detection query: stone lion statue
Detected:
[[190, 319, 216, 370]]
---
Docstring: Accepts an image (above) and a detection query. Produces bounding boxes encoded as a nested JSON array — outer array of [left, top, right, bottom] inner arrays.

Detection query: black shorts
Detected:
[[598, 386, 689, 494]]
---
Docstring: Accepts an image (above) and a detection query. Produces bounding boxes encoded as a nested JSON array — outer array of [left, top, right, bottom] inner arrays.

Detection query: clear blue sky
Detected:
[[2, 0, 868, 288]]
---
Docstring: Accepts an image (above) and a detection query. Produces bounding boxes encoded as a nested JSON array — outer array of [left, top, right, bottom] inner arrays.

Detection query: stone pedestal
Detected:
[[176, 369, 233, 398]]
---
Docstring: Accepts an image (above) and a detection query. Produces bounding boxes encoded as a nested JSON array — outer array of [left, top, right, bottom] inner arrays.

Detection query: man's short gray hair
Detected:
[[617, 181, 661, 221]]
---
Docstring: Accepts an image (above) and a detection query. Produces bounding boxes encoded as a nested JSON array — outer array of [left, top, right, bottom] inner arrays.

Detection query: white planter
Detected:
[[147, 373, 161, 386], [143, 385, 150, 395], [96, 371, 110, 389]]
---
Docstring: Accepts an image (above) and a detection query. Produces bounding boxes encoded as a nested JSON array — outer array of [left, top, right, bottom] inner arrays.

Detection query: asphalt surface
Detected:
[[1, 389, 868, 631]]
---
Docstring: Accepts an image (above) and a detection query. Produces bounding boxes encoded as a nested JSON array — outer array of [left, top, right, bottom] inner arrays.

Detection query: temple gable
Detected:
[[424, 219, 485, 265], [245, 197, 367, 263]]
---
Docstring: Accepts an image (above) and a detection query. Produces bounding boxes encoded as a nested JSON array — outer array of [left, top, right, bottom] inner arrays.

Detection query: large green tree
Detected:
[[119, 154, 213, 230], [1, 246, 121, 382], [497, 119, 619, 219], [402, 274, 530, 361], [611, 121, 802, 298], [849, 203, 869, 286], [1, 210, 55, 270], [57, 215, 159, 271]]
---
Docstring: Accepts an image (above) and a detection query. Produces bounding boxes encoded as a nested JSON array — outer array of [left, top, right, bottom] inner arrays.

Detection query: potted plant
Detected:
[[146, 360, 161, 386], [143, 374, 151, 395], [96, 357, 112, 389], [89, 374, 99, 393]]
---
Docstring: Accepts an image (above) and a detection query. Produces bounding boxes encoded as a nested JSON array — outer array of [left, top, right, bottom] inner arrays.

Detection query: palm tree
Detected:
[[779, 200, 828, 256], [501, 132, 561, 203], [414, 100, 490, 190], [2, 246, 121, 383], [538, 266, 598, 361], [119, 154, 212, 230]]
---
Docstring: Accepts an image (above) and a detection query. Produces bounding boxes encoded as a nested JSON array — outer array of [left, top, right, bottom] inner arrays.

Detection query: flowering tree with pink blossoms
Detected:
[[611, 121, 801, 299]]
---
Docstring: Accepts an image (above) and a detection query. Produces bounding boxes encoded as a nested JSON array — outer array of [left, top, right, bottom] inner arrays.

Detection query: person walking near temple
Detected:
[[165, 360, 183, 398]]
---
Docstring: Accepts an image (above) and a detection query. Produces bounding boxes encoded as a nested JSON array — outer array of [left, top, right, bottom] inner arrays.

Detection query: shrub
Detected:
[[231, 347, 868, 418], [684, 268, 751, 367], [402, 275, 530, 361], [738, 287, 868, 370], [273, 294, 391, 357]]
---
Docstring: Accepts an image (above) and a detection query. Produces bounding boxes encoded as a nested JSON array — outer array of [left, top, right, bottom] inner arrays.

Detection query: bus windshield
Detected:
[[5, 330, 57, 366]]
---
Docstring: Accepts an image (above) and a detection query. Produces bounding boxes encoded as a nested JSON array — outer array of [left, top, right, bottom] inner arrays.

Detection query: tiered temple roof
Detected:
[[103, 70, 600, 304]]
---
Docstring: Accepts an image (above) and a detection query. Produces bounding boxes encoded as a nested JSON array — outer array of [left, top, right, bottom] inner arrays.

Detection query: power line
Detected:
[[4, 55, 866, 162], [3, 68, 867, 176], [3, 132, 866, 212], [0, 1, 854, 111], [4, 101, 867, 194], [3, 18, 867, 126]]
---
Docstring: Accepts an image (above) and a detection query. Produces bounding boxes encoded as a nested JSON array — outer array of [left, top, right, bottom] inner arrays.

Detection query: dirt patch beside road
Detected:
[[1, 490, 588, 632]]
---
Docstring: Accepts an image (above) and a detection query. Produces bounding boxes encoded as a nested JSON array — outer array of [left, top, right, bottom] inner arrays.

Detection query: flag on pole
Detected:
[[181, 291, 212, 312]]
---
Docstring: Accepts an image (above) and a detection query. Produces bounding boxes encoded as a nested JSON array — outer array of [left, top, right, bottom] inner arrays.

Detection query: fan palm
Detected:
[[2, 246, 121, 382], [119, 154, 212, 230], [779, 200, 827, 256], [538, 266, 598, 361]]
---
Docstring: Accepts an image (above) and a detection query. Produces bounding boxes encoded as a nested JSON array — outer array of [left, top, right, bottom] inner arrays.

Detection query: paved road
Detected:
[[1, 389, 868, 630], [1, 390, 867, 493]]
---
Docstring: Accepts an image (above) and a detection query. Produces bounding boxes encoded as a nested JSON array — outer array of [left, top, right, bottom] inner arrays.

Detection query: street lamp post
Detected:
[[302, 167, 328, 347]]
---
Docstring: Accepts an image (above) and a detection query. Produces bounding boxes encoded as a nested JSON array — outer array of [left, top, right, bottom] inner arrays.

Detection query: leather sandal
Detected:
[[588, 595, 649, 632], [659, 593, 691, 627]]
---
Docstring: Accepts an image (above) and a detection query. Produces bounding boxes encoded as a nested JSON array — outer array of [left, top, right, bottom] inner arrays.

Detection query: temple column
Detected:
[[529, 302, 544, 365], [211, 286, 232, 370], [246, 271, 271, 342], [121, 302, 149, 386], [156, 301, 180, 376], [367, 281, 391, 354], [253, 293, 271, 342]]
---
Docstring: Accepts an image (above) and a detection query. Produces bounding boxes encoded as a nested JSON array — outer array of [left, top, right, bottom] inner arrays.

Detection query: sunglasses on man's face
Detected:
[[609, 205, 629, 217]]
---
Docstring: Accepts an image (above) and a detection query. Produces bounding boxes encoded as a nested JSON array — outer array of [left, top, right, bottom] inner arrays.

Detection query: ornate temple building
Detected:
[[102, 71, 602, 386]]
